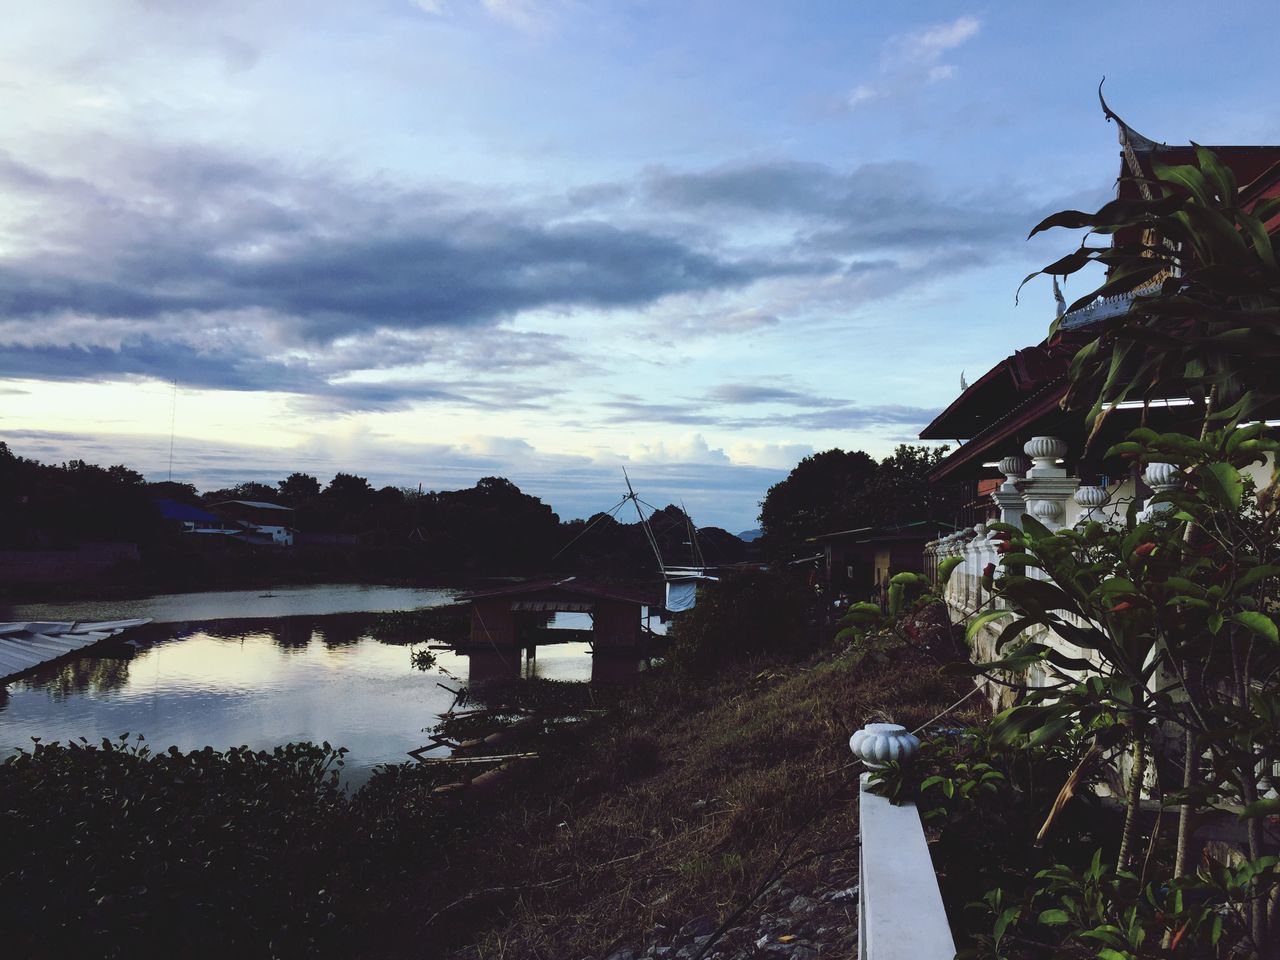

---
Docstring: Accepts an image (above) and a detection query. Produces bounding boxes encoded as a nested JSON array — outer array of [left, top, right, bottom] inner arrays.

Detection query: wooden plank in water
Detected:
[[415, 752, 539, 765]]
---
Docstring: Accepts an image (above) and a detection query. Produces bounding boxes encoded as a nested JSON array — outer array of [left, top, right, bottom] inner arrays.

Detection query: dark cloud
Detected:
[[750, 404, 941, 430], [0, 141, 1076, 409], [0, 339, 557, 414], [0, 147, 819, 339], [574, 159, 1035, 255], [705, 382, 844, 407], [0, 339, 311, 392], [599, 396, 940, 432], [599, 398, 711, 426]]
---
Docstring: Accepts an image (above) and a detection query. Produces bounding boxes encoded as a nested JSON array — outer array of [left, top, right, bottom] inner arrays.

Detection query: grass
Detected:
[[0, 601, 984, 959], [417, 602, 987, 960]]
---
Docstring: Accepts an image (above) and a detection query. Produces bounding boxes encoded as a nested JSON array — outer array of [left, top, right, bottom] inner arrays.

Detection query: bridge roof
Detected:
[[459, 577, 661, 607]]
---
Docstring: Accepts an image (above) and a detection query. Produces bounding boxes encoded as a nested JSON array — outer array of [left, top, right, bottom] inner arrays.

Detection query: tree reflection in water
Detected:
[[315, 614, 367, 649], [24, 655, 133, 699]]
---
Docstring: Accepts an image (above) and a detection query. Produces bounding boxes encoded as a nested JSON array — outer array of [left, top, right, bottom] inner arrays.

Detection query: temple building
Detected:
[[919, 115, 1280, 705]]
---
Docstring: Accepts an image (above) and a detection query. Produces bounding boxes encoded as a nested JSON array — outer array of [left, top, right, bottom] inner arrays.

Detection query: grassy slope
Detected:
[[423, 606, 987, 960]]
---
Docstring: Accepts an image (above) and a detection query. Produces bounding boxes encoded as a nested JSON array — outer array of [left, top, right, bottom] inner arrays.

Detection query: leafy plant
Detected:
[[957, 123, 1280, 957]]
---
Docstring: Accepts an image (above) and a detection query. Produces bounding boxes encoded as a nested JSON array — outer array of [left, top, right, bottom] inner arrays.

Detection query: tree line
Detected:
[[0, 443, 750, 591]]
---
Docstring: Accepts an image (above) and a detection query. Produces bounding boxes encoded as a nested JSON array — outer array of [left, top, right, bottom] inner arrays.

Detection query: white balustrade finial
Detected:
[[1073, 485, 1108, 525], [997, 454, 1031, 492], [849, 723, 920, 768], [1138, 462, 1184, 522], [1023, 436, 1068, 479]]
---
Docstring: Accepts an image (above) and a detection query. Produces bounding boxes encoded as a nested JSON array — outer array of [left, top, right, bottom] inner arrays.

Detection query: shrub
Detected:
[[0, 736, 453, 959], [667, 568, 813, 674]]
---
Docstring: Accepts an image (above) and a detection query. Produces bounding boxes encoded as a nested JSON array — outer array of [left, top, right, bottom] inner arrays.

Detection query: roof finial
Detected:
[[960, 370, 968, 391], [1052, 276, 1066, 318], [1098, 79, 1160, 153]]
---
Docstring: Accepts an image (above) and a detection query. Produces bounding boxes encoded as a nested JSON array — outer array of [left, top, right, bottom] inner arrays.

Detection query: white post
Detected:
[[1137, 462, 1183, 523], [850, 724, 954, 960], [1019, 436, 1078, 532], [1073, 485, 1109, 526], [992, 454, 1030, 529]]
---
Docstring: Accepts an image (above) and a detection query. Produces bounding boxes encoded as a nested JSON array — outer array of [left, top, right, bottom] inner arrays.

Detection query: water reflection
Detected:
[[2, 597, 651, 781], [1, 583, 459, 625], [26, 655, 134, 700]]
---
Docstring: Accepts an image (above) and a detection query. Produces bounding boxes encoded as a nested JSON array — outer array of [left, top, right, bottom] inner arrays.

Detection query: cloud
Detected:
[[633, 159, 1021, 253], [847, 15, 981, 109], [628, 433, 730, 465], [897, 16, 981, 62], [408, 0, 554, 33], [705, 382, 845, 408], [599, 397, 941, 433], [726, 441, 814, 470], [0, 133, 1062, 417], [0, 143, 822, 398]]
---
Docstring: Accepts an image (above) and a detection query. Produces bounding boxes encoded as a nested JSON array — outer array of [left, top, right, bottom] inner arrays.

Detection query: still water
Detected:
[[0, 582, 458, 624], [0, 585, 602, 783]]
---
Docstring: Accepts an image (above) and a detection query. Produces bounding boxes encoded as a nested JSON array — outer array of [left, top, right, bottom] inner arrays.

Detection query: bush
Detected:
[[667, 568, 813, 674], [0, 736, 454, 959]]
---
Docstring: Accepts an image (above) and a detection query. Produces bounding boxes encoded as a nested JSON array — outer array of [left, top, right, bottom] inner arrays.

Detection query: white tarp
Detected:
[[665, 580, 698, 613]]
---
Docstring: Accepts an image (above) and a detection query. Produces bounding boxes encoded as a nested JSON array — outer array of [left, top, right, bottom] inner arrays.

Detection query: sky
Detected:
[[2, 1, 1278, 532]]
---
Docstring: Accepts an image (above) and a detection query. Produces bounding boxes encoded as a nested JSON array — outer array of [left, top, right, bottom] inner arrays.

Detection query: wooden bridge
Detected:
[[457, 577, 662, 674]]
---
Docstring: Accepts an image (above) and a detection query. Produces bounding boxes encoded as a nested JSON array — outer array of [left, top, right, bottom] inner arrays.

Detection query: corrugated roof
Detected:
[[0, 619, 151, 684], [153, 498, 225, 524], [459, 577, 661, 606]]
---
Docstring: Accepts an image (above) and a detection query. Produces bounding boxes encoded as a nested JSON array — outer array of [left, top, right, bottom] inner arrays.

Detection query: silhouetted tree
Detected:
[[202, 482, 280, 505], [277, 473, 321, 506], [758, 444, 956, 561]]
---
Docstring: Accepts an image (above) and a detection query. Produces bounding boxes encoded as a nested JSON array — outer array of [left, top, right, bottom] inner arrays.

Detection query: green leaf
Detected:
[[1028, 209, 1096, 236], [1195, 462, 1242, 510], [993, 905, 1021, 945], [1164, 576, 1206, 598], [936, 556, 964, 586], [1037, 908, 1070, 926], [1235, 564, 1280, 592], [966, 610, 1014, 645], [1233, 611, 1278, 644]]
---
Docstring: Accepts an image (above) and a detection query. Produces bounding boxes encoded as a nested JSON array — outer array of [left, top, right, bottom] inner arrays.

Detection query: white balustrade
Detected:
[[1073, 485, 1109, 526], [1137, 462, 1183, 523], [852, 724, 955, 960], [1017, 436, 1078, 531], [993, 454, 1030, 529]]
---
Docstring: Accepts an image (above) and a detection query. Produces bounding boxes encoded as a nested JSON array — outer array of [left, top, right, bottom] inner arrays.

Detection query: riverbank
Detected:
[[0, 601, 983, 959], [0, 541, 448, 604]]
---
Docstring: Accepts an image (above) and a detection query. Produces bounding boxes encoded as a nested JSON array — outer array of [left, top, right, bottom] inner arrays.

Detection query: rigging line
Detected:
[[549, 495, 630, 561], [681, 499, 706, 568], [623, 468, 665, 575], [473, 606, 516, 669]]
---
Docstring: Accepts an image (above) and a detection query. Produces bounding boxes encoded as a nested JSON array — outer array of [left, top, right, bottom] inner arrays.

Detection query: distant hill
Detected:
[[736, 528, 762, 542]]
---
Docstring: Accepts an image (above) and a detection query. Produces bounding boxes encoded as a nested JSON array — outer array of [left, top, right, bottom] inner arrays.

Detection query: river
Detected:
[[0, 584, 601, 783]]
